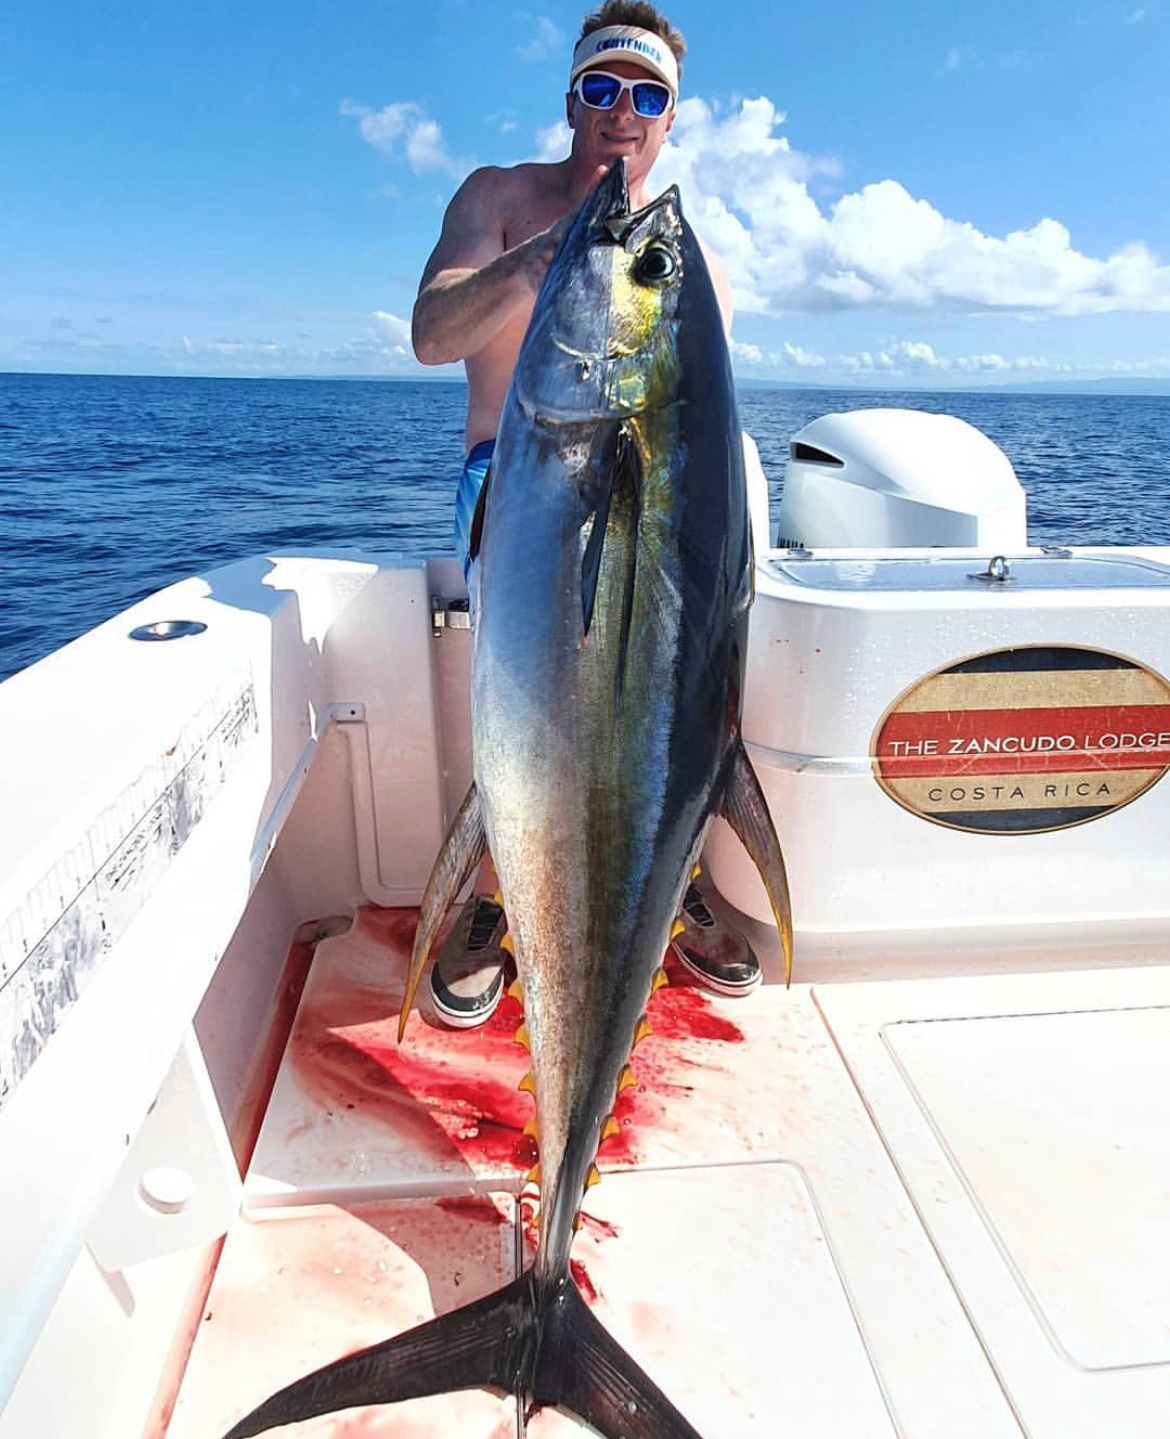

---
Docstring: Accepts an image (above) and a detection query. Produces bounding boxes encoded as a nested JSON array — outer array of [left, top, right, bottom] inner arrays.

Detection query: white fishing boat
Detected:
[[3, 407, 1169, 1439]]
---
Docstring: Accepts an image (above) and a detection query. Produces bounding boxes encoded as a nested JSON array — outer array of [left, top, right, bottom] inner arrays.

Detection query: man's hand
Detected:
[[517, 165, 609, 296], [516, 213, 572, 296]]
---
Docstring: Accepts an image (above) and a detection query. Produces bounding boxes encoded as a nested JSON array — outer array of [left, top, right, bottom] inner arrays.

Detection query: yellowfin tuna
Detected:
[[223, 159, 791, 1439]]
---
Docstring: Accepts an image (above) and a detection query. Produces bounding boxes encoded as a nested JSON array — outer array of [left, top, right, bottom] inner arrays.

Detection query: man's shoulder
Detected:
[[456, 160, 569, 205]]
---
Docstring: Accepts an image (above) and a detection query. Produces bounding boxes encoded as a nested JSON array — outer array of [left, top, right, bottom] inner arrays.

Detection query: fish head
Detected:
[[514, 159, 691, 424]]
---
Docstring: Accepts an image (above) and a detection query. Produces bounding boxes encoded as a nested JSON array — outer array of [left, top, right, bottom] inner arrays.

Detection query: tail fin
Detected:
[[223, 1273, 533, 1438], [223, 1269, 706, 1439], [535, 1277, 706, 1439]]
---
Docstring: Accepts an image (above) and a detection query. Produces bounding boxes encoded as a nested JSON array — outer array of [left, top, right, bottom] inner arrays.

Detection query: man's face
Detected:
[[566, 58, 676, 183]]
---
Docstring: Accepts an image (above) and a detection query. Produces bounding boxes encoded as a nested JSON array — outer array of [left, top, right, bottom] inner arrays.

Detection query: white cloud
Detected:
[[159, 317, 450, 378], [838, 341, 956, 373], [729, 339, 763, 365], [517, 16, 562, 62], [341, 99, 470, 178], [726, 335, 1170, 384], [727, 339, 830, 372], [893, 340, 942, 366], [649, 96, 1170, 317], [726, 335, 1160, 383], [534, 119, 571, 162], [370, 310, 413, 353], [181, 336, 280, 358], [783, 341, 827, 368]]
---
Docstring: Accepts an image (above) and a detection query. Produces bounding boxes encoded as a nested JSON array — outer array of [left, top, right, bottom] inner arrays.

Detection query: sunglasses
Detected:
[[573, 70, 674, 119]]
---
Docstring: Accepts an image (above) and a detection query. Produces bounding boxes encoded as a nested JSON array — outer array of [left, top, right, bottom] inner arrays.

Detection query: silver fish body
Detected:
[[473, 159, 751, 1279]]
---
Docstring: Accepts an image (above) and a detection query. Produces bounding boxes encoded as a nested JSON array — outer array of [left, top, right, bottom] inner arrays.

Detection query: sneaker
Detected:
[[429, 894, 508, 1029], [671, 883, 761, 997]]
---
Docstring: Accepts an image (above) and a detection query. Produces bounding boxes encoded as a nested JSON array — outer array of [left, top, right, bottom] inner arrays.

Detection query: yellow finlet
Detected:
[[397, 929, 436, 1044], [499, 930, 515, 957], [525, 1163, 541, 1188], [573, 1214, 584, 1232], [523, 1116, 539, 1139], [600, 1114, 621, 1142], [766, 884, 794, 987], [669, 917, 686, 941], [617, 1064, 637, 1093], [518, 1071, 537, 1095], [633, 1016, 653, 1046], [492, 890, 504, 906], [514, 1023, 530, 1052], [651, 966, 669, 993], [584, 1163, 601, 1191], [506, 978, 524, 1003], [691, 863, 702, 879]]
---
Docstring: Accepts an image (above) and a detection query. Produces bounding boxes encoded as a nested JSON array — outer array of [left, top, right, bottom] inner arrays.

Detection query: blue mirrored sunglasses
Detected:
[[574, 70, 674, 118]]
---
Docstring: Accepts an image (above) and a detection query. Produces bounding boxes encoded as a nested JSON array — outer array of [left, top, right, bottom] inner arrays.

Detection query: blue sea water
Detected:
[[1, 371, 1169, 682]]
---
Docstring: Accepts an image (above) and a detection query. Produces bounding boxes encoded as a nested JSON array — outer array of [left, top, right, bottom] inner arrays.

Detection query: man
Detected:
[[412, 1, 759, 1028]]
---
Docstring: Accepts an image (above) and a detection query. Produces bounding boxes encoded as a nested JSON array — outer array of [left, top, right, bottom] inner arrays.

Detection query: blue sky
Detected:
[[3, 0, 1168, 387]]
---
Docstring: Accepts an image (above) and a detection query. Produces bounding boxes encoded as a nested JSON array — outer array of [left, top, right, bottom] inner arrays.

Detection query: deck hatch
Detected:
[[885, 1005, 1170, 1371]]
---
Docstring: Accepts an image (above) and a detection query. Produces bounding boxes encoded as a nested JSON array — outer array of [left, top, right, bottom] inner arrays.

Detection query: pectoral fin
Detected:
[[580, 458, 615, 638], [721, 735, 794, 984], [468, 462, 492, 565], [580, 426, 641, 685], [398, 782, 486, 1040]]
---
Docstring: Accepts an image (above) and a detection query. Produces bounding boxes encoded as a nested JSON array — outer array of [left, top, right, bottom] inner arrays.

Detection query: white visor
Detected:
[[569, 25, 679, 96]]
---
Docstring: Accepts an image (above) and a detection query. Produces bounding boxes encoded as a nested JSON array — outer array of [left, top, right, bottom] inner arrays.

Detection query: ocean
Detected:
[[2, 371, 1168, 682]]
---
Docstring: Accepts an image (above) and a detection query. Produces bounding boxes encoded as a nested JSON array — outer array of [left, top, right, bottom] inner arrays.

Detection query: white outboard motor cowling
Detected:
[[774, 408, 1026, 549]]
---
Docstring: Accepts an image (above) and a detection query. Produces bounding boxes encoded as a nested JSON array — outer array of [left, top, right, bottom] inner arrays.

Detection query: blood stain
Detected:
[[286, 907, 740, 1195], [570, 1259, 599, 1304], [649, 973, 745, 1045], [577, 1212, 620, 1241], [358, 904, 422, 955], [435, 1197, 508, 1228]]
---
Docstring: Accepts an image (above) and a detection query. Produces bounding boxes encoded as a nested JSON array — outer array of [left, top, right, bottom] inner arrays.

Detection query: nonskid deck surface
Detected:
[[170, 908, 1170, 1438]]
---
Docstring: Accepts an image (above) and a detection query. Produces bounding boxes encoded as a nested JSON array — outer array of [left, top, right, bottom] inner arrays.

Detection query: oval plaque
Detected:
[[872, 644, 1170, 834]]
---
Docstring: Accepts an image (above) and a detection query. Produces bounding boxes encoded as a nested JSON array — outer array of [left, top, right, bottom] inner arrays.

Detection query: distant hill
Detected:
[[973, 378, 1170, 397], [733, 375, 1170, 398]]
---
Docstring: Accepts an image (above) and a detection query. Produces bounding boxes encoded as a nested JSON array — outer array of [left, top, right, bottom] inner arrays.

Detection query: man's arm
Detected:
[[698, 238, 734, 338], [412, 167, 561, 366]]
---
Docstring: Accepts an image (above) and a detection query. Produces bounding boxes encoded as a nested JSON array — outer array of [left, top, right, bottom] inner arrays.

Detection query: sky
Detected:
[[2, 0, 1169, 388]]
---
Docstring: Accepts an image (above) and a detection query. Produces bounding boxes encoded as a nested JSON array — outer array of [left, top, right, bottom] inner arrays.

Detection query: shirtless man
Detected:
[[412, 1, 760, 1028]]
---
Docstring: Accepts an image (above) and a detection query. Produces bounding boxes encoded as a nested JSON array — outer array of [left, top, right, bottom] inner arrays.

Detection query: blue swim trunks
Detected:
[[454, 439, 495, 582]]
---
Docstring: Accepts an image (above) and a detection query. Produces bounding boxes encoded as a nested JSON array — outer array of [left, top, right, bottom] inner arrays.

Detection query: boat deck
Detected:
[[169, 906, 1170, 1438]]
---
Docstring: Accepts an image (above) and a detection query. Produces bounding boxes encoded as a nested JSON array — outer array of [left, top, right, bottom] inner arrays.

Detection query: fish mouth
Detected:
[[581, 158, 678, 246], [587, 157, 631, 228]]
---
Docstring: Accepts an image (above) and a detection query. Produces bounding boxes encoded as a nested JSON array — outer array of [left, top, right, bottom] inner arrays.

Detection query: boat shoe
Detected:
[[429, 894, 508, 1028], [671, 883, 762, 997]]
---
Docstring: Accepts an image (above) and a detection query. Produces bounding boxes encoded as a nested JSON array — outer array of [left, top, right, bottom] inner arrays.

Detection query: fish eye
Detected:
[[633, 244, 677, 286]]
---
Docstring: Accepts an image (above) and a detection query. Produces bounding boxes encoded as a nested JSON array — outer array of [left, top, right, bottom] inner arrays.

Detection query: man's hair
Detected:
[[579, 1, 686, 72]]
